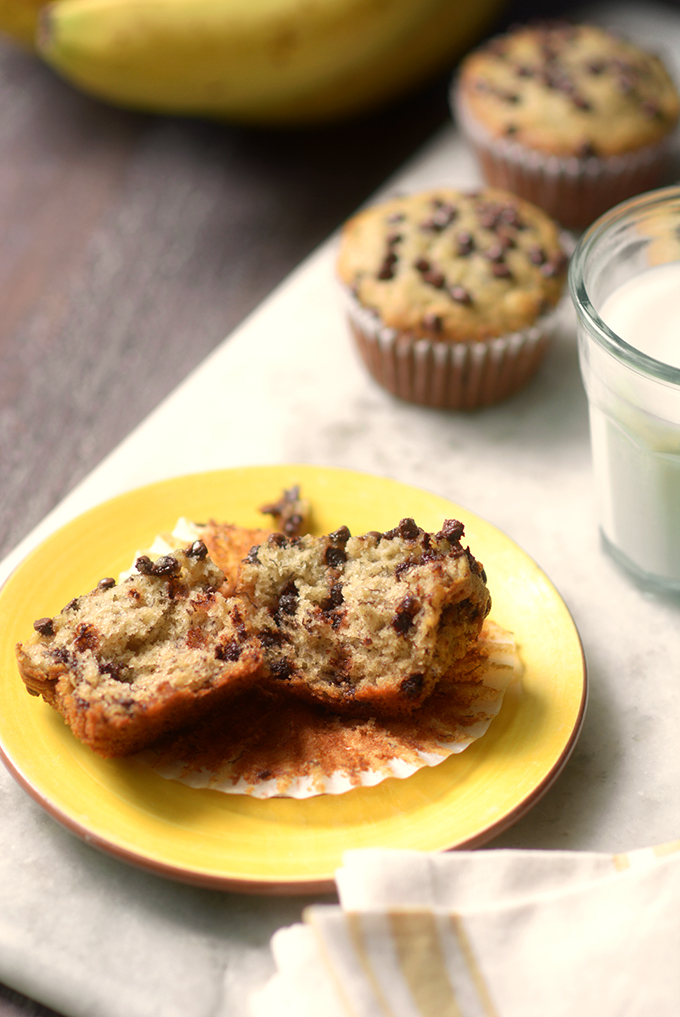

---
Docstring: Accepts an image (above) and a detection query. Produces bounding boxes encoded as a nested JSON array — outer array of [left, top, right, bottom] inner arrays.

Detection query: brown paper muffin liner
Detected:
[[135, 619, 519, 799], [345, 291, 560, 411], [452, 89, 677, 231]]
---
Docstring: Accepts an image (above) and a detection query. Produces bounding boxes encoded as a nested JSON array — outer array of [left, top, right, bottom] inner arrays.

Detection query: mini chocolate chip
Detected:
[[420, 202, 457, 231], [400, 673, 425, 699], [423, 313, 444, 333], [504, 124, 519, 136], [276, 580, 299, 617], [491, 263, 512, 278], [485, 243, 506, 262], [268, 532, 288, 547], [151, 555, 181, 577], [456, 231, 475, 256], [329, 526, 351, 545], [497, 230, 516, 250], [377, 255, 398, 280], [257, 770, 272, 780], [325, 545, 347, 568], [245, 546, 261, 564], [134, 555, 155, 575], [63, 598, 80, 613], [185, 539, 208, 560], [422, 269, 446, 289], [528, 245, 547, 265], [97, 577, 116, 590], [215, 639, 243, 662], [398, 518, 421, 540], [392, 595, 421, 635], [430, 202, 458, 228], [478, 209, 499, 230], [449, 285, 472, 305], [99, 661, 129, 682], [439, 519, 465, 543], [572, 94, 591, 110], [270, 658, 294, 680], [500, 206, 523, 228], [259, 629, 283, 648], [73, 623, 99, 652], [415, 257, 431, 273], [33, 617, 54, 637], [386, 231, 402, 246], [322, 582, 344, 612]]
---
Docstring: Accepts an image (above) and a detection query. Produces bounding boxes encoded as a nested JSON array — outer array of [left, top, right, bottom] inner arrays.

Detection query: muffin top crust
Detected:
[[336, 187, 567, 342], [454, 21, 680, 157]]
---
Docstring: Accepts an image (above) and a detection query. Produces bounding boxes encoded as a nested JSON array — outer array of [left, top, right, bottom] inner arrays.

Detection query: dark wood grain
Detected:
[[0, 39, 453, 563]]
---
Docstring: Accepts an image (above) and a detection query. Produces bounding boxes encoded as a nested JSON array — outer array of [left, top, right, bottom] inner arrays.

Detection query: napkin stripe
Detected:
[[345, 911, 400, 1017], [388, 911, 462, 1017], [652, 839, 680, 859], [448, 915, 500, 1017], [612, 853, 631, 872]]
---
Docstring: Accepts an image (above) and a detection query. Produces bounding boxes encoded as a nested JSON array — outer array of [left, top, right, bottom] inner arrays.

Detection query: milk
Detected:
[[599, 262, 680, 369], [587, 262, 680, 587]]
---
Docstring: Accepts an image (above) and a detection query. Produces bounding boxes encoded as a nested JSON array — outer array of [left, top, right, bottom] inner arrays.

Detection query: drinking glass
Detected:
[[569, 185, 680, 593]]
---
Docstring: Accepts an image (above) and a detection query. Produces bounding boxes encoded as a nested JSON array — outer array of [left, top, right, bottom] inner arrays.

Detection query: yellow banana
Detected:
[[34, 0, 504, 125], [0, 0, 50, 47]]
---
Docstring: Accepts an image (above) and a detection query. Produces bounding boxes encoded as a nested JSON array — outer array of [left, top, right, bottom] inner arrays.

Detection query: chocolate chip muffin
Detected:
[[452, 21, 680, 229], [236, 518, 491, 715], [336, 186, 567, 409], [15, 542, 263, 757]]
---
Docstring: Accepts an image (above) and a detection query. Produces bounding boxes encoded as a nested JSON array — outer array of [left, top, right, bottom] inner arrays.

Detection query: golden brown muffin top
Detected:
[[336, 187, 567, 342], [454, 21, 680, 158]]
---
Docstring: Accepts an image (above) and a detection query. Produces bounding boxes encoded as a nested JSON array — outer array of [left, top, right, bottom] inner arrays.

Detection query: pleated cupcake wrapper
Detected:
[[135, 617, 519, 799], [346, 294, 559, 411], [452, 89, 677, 231]]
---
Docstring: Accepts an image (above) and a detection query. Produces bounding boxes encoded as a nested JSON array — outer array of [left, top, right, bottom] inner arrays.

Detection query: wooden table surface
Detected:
[[0, 0, 584, 1013]]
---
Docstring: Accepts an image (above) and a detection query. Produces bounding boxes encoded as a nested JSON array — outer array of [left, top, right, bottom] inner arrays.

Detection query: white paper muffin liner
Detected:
[[344, 288, 561, 411], [134, 618, 519, 799], [452, 88, 677, 231]]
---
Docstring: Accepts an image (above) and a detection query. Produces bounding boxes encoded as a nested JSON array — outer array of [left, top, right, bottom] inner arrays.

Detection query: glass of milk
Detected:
[[569, 185, 680, 593]]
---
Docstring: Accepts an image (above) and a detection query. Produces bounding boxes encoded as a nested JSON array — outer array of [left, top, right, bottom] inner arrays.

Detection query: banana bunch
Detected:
[[0, 0, 504, 125]]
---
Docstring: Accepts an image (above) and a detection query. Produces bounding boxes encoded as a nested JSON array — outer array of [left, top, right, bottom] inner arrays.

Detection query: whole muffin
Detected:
[[336, 186, 567, 410], [452, 21, 680, 230]]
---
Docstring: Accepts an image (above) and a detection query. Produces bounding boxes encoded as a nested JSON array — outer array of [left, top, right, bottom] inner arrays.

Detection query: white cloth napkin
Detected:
[[250, 842, 680, 1017]]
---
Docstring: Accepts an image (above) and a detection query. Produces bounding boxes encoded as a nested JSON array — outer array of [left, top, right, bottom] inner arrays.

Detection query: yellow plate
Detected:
[[0, 465, 586, 894]]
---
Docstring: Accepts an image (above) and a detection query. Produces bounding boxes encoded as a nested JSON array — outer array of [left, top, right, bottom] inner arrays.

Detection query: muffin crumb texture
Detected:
[[238, 517, 491, 715], [16, 544, 263, 757]]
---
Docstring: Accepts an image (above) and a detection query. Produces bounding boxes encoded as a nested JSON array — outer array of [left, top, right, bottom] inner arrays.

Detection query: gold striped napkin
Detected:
[[250, 843, 680, 1017]]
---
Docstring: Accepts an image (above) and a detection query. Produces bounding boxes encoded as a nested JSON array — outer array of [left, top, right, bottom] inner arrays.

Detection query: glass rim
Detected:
[[568, 184, 680, 385]]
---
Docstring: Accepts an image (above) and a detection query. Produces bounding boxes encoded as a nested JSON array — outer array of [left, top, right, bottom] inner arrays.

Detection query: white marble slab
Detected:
[[1, 6, 680, 1016]]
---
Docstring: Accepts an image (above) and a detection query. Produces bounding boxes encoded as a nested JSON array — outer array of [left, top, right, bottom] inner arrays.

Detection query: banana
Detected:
[[33, 0, 504, 125], [0, 0, 50, 47]]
